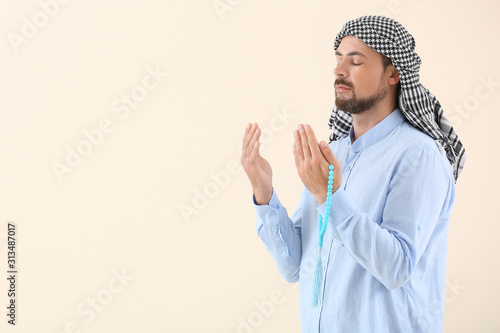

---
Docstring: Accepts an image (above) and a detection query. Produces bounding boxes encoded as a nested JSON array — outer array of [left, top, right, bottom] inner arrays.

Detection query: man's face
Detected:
[[334, 36, 389, 114]]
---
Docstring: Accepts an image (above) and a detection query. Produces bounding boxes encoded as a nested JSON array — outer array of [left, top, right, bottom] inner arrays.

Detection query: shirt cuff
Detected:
[[253, 189, 282, 227], [317, 187, 359, 229]]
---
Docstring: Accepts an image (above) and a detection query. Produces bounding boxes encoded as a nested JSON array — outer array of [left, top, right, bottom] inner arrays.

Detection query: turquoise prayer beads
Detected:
[[312, 164, 334, 307]]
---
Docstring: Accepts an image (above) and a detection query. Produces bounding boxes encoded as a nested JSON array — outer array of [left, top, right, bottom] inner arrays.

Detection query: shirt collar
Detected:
[[349, 108, 405, 153]]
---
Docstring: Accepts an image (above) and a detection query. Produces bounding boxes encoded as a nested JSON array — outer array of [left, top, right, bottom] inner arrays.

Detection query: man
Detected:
[[241, 16, 467, 332]]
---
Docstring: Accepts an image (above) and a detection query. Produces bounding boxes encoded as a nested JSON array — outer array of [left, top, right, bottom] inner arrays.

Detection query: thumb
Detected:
[[319, 141, 340, 169]]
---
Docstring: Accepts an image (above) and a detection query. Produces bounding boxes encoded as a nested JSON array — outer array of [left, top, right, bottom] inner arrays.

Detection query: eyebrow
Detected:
[[335, 50, 366, 58]]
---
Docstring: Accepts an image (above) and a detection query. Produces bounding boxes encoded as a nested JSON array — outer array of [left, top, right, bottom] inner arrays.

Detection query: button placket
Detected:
[[343, 151, 362, 190]]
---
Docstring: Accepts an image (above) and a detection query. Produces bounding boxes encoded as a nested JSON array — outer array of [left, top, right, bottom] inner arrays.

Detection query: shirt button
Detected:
[[329, 231, 333, 236], [276, 204, 281, 209], [322, 266, 326, 271], [270, 211, 276, 217]]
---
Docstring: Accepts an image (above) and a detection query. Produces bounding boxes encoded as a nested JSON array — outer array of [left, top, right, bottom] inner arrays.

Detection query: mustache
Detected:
[[335, 78, 353, 88]]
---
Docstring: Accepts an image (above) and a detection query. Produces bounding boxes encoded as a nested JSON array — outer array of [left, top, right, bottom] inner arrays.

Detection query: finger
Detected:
[[298, 124, 312, 160], [304, 124, 322, 158], [242, 123, 257, 156], [319, 141, 340, 170], [293, 129, 304, 162], [250, 140, 261, 160], [244, 123, 260, 158], [247, 127, 262, 159], [242, 122, 251, 141]]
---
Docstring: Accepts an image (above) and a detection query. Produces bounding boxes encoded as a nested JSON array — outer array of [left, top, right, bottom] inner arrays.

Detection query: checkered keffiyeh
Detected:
[[328, 16, 467, 181]]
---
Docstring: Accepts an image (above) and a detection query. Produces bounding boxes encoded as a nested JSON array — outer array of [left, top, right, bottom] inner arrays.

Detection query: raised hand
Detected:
[[241, 123, 273, 205], [293, 124, 342, 204]]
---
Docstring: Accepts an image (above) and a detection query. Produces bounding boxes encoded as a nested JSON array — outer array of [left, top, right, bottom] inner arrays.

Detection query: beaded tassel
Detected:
[[311, 165, 334, 307]]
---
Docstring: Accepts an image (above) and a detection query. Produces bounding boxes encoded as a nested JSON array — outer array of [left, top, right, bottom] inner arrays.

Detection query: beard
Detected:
[[335, 78, 388, 115]]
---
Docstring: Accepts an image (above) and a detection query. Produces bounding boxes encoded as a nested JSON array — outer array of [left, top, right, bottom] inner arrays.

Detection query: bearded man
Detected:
[[241, 16, 466, 332]]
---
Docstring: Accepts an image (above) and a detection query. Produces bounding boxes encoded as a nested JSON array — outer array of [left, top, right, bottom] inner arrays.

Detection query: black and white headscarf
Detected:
[[328, 16, 467, 181]]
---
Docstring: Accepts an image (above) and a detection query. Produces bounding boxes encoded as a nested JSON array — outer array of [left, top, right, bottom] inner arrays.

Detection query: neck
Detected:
[[351, 99, 397, 141]]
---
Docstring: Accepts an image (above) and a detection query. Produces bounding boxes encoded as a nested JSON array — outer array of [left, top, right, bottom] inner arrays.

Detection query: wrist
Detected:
[[253, 188, 272, 205], [315, 193, 327, 205]]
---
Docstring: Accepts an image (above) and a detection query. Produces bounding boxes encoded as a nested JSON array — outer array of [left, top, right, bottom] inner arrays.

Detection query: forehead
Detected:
[[335, 36, 379, 59]]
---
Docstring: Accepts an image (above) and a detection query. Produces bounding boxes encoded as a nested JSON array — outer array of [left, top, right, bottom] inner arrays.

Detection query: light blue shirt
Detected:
[[254, 109, 455, 332]]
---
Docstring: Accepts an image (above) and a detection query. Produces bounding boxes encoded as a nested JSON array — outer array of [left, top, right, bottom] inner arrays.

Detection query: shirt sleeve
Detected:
[[254, 188, 305, 283], [317, 148, 455, 290]]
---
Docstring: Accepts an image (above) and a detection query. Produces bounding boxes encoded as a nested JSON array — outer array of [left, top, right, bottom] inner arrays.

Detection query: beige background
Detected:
[[0, 0, 498, 332]]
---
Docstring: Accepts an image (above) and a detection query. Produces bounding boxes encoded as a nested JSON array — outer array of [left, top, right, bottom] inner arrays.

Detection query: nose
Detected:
[[333, 60, 347, 78]]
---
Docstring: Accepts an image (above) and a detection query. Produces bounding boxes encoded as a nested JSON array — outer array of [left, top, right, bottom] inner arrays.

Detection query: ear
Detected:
[[387, 66, 400, 86]]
